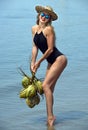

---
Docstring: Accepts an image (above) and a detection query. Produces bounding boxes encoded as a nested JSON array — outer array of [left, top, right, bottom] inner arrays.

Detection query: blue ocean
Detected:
[[0, 0, 88, 130]]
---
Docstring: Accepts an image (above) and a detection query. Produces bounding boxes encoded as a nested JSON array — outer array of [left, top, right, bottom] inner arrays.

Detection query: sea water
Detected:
[[0, 0, 88, 130]]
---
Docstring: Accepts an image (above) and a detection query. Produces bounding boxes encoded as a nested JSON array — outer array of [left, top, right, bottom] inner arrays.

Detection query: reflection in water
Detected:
[[47, 126, 56, 130]]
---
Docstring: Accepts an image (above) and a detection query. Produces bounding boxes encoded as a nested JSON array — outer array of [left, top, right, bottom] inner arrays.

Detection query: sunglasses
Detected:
[[40, 12, 50, 19]]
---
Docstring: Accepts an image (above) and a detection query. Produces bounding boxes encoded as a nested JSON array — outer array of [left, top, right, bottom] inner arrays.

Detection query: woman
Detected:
[[30, 5, 67, 126]]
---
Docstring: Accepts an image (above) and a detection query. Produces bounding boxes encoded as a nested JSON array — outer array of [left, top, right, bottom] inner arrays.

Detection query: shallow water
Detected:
[[0, 0, 88, 130]]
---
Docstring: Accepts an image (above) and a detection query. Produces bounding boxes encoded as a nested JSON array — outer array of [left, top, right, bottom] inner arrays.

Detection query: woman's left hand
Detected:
[[33, 61, 40, 73]]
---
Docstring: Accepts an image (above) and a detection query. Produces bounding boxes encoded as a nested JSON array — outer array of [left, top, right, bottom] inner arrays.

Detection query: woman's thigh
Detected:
[[43, 55, 67, 88]]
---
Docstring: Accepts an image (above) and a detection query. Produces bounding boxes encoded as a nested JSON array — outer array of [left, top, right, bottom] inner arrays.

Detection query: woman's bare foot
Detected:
[[47, 116, 56, 126]]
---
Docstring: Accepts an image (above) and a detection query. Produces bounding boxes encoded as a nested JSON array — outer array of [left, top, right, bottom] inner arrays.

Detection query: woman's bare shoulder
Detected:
[[32, 25, 38, 34], [46, 25, 54, 31], [44, 25, 55, 35]]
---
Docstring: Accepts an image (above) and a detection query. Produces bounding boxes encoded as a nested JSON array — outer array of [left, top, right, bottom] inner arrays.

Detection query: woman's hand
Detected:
[[30, 63, 35, 73], [34, 61, 40, 71], [30, 61, 40, 73]]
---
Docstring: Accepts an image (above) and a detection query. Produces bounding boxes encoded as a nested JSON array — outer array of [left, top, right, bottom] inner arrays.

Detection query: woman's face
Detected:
[[39, 12, 51, 24]]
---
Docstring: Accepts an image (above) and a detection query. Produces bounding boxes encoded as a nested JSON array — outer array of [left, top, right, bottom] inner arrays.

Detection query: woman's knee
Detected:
[[42, 82, 49, 93], [42, 82, 46, 91]]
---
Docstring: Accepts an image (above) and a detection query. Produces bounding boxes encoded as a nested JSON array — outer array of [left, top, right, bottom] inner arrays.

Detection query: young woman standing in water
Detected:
[[30, 5, 67, 126]]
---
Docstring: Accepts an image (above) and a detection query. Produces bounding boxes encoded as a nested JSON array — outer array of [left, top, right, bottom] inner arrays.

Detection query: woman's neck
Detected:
[[39, 21, 46, 29]]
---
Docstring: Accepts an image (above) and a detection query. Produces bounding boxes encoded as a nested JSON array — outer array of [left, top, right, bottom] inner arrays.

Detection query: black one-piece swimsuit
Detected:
[[33, 31, 63, 64]]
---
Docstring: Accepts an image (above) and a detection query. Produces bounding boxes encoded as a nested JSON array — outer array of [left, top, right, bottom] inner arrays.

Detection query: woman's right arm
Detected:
[[31, 44, 38, 66], [30, 26, 38, 72]]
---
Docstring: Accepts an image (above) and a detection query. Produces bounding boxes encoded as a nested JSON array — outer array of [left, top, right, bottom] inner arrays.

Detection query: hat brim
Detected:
[[35, 6, 58, 21]]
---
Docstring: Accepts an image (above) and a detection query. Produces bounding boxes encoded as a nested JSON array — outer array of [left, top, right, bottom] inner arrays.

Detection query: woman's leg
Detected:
[[45, 63, 56, 93], [43, 55, 67, 126]]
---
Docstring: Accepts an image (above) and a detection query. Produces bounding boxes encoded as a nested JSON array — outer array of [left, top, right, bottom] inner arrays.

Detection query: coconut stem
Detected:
[[18, 67, 30, 79]]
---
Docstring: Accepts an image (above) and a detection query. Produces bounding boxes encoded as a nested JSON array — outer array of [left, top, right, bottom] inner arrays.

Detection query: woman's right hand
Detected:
[[30, 64, 35, 73], [30, 61, 40, 73], [30, 64, 37, 73]]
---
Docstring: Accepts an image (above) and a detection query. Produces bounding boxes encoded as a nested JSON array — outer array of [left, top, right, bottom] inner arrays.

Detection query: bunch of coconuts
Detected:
[[19, 68, 44, 108]]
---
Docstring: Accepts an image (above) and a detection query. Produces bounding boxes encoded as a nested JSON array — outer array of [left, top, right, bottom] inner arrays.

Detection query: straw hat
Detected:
[[35, 5, 58, 21]]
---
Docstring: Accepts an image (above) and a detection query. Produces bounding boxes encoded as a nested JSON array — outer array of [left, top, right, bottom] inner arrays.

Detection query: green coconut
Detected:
[[33, 94, 40, 105], [26, 98, 35, 108], [35, 80, 44, 95], [26, 84, 37, 98], [22, 76, 31, 88], [19, 88, 27, 98]]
